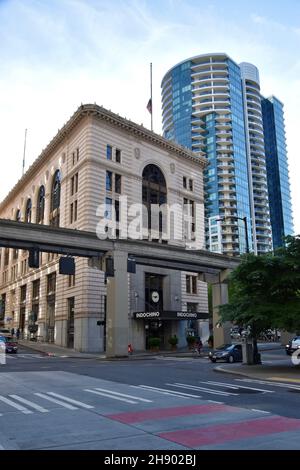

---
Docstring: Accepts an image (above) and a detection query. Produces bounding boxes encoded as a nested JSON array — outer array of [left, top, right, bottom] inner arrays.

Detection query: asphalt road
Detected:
[[0, 345, 299, 450]]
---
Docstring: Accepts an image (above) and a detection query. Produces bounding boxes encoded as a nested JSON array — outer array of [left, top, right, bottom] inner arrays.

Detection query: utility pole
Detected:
[[242, 216, 249, 254]]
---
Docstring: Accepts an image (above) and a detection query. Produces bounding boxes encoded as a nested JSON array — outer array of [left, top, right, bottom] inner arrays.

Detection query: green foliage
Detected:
[[220, 235, 300, 335], [168, 335, 178, 346], [186, 335, 197, 345], [207, 335, 214, 347], [148, 337, 161, 348]]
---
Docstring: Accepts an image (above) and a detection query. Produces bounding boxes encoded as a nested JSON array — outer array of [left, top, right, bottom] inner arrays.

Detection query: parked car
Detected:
[[0, 335, 18, 353], [209, 343, 242, 363], [286, 336, 300, 356]]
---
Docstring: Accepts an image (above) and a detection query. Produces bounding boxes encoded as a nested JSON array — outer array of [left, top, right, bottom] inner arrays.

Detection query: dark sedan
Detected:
[[209, 344, 242, 363], [0, 335, 18, 353]]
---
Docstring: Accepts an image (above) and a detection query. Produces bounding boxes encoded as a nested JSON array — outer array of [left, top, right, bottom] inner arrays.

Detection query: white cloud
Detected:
[[0, 0, 299, 233]]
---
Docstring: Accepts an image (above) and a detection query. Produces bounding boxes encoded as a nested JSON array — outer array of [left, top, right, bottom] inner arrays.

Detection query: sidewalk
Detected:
[[215, 361, 300, 383], [18, 339, 210, 360]]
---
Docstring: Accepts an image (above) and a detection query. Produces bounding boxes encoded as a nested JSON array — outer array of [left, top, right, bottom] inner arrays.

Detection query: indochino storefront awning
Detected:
[[133, 311, 209, 320]]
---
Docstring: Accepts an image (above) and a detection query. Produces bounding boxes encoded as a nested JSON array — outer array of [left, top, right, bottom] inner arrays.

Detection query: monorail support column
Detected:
[[106, 250, 129, 358]]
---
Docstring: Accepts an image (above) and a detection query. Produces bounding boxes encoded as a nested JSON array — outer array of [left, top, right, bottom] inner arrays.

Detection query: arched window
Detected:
[[142, 164, 167, 239], [36, 185, 45, 224], [50, 170, 61, 227], [25, 199, 32, 223], [15, 209, 21, 222]]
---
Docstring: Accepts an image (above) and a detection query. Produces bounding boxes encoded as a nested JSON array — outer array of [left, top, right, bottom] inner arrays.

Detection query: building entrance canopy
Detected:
[[134, 311, 208, 320]]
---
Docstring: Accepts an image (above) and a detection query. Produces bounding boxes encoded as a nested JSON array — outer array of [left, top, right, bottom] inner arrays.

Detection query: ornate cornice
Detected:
[[0, 104, 207, 211]]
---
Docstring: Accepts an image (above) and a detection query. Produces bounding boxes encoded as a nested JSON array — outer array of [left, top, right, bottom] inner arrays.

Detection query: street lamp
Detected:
[[215, 215, 249, 254]]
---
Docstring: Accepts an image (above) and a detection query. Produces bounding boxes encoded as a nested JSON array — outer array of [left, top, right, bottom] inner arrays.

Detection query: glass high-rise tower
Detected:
[[161, 53, 292, 255], [262, 96, 294, 248]]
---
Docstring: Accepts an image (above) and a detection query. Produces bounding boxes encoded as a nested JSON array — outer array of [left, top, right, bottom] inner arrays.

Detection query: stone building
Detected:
[[0, 104, 208, 352]]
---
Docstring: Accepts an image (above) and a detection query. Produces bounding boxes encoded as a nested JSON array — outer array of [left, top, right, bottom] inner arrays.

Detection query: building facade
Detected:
[[161, 53, 288, 255], [262, 96, 294, 248], [0, 104, 209, 352]]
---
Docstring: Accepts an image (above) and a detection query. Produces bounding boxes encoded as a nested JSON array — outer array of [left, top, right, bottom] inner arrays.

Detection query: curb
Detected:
[[214, 364, 299, 383]]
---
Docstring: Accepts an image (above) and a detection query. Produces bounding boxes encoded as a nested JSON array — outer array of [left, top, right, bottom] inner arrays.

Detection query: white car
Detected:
[[286, 336, 300, 355]]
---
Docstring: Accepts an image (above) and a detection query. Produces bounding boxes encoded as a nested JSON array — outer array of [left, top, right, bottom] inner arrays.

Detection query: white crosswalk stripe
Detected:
[[166, 382, 238, 396], [201, 380, 274, 393], [0, 395, 32, 414], [46, 392, 94, 409], [93, 388, 153, 403], [236, 378, 300, 391], [135, 384, 201, 399], [84, 388, 137, 404], [9, 395, 49, 413], [34, 392, 77, 410]]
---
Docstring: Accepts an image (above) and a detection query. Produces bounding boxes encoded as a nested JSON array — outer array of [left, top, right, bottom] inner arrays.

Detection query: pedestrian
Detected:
[[11, 327, 15, 337], [197, 338, 203, 355], [16, 328, 20, 340]]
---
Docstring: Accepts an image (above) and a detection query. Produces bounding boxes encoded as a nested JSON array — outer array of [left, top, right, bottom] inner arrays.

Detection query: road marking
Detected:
[[251, 409, 271, 414], [200, 381, 239, 389], [84, 389, 137, 404], [0, 395, 32, 414], [136, 385, 200, 399], [9, 395, 49, 413], [204, 380, 274, 393], [168, 383, 238, 396], [236, 378, 300, 390], [46, 392, 94, 409], [94, 388, 153, 403], [0, 444, 5, 449], [34, 393, 77, 410], [208, 400, 224, 404]]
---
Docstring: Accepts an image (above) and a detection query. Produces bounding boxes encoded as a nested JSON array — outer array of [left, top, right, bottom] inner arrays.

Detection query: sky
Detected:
[[0, 0, 299, 233]]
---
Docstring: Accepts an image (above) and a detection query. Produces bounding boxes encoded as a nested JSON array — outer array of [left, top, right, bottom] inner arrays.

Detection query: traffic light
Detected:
[[28, 248, 40, 268]]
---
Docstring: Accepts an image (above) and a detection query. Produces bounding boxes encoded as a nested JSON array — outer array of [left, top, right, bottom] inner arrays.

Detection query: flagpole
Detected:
[[150, 62, 153, 131], [22, 128, 27, 176]]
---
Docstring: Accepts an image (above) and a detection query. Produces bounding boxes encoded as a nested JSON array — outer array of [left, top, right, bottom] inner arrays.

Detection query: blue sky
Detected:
[[0, 0, 299, 232]]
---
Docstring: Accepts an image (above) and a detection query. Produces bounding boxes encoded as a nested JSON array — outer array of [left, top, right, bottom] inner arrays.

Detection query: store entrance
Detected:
[[144, 273, 164, 349], [145, 319, 165, 350]]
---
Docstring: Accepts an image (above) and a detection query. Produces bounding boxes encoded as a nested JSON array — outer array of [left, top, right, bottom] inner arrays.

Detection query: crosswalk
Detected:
[[5, 353, 51, 360], [0, 378, 295, 418]]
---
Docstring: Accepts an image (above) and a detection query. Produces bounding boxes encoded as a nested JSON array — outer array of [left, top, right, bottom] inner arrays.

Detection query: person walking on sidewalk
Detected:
[[16, 328, 20, 340]]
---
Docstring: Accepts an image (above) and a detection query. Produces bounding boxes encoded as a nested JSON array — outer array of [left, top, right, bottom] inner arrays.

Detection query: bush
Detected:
[[148, 337, 161, 349], [208, 334, 214, 348], [168, 335, 178, 346], [186, 335, 197, 346]]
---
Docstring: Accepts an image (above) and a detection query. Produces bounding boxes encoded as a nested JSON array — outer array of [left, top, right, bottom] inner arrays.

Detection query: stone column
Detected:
[[106, 250, 129, 357], [212, 282, 231, 348]]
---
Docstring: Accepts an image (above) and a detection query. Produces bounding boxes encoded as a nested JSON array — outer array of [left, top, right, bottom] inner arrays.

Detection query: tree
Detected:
[[219, 235, 300, 364]]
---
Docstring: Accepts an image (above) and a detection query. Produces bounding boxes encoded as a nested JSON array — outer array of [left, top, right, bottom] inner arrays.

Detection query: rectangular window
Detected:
[[183, 176, 187, 189], [115, 148, 121, 163], [72, 152, 76, 165], [47, 273, 56, 295], [106, 145, 112, 160], [70, 203, 73, 224], [186, 275, 197, 294], [115, 200, 120, 223], [71, 173, 78, 195], [105, 197, 112, 219], [74, 200, 77, 222], [189, 179, 193, 191], [68, 275, 75, 287], [32, 279, 40, 299], [20, 285, 27, 302], [115, 174, 122, 194], [76, 147, 79, 162], [106, 171, 113, 191]]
